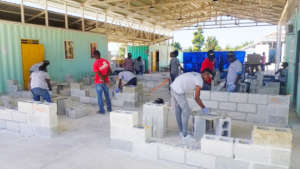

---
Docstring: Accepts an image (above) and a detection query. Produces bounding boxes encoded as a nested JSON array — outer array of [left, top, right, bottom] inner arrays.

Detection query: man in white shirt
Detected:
[[29, 65, 52, 102], [170, 69, 212, 138], [117, 71, 137, 90], [226, 52, 242, 92], [30, 60, 50, 73]]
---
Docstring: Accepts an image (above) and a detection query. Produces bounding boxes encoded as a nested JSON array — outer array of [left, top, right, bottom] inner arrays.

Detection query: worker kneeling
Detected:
[[117, 70, 137, 92], [170, 69, 212, 139]]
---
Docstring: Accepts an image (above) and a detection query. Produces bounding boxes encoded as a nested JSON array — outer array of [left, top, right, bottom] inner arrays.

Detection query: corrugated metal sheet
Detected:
[[0, 21, 108, 94], [286, 9, 300, 116], [128, 46, 149, 71]]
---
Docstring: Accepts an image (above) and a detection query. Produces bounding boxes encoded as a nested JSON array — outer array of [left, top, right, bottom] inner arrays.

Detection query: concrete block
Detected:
[[237, 103, 256, 113], [32, 102, 57, 115], [268, 95, 290, 106], [211, 92, 228, 101], [123, 101, 139, 108], [267, 116, 288, 127], [186, 150, 216, 169], [121, 93, 138, 101], [216, 117, 231, 137], [252, 126, 292, 149], [251, 163, 288, 169], [204, 100, 219, 109], [228, 93, 248, 103], [66, 107, 88, 119], [123, 86, 137, 93], [219, 102, 236, 111], [70, 89, 87, 97], [247, 105, 268, 124], [270, 148, 291, 167], [18, 101, 33, 113], [6, 121, 20, 132], [215, 156, 250, 169], [226, 112, 247, 121], [248, 94, 268, 105], [6, 80, 17, 86], [133, 142, 158, 161], [158, 143, 185, 163], [110, 110, 135, 128], [200, 90, 211, 100], [132, 110, 143, 127], [20, 123, 35, 137], [234, 139, 271, 163], [143, 102, 168, 138], [0, 108, 12, 120], [0, 120, 7, 129], [33, 126, 57, 138], [201, 135, 234, 158], [266, 105, 289, 117], [12, 111, 27, 122], [70, 83, 81, 89], [110, 139, 133, 152]]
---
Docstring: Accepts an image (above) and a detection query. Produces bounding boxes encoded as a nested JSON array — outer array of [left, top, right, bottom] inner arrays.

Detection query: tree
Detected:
[[203, 36, 222, 51], [118, 47, 125, 58], [183, 46, 193, 52], [192, 28, 205, 51], [171, 42, 182, 51]]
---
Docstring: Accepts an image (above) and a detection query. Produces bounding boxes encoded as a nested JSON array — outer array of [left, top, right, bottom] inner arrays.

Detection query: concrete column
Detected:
[[20, 0, 25, 23], [65, 1, 68, 29], [81, 5, 85, 32], [45, 0, 49, 26], [275, 24, 282, 71]]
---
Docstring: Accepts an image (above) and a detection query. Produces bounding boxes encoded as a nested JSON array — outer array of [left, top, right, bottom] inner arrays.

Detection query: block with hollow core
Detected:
[[216, 117, 231, 137], [193, 114, 220, 140], [110, 110, 135, 128], [252, 126, 293, 149]]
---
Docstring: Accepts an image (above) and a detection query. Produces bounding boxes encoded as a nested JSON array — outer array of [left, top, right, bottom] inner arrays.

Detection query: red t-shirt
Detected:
[[201, 58, 214, 84], [93, 58, 110, 84]]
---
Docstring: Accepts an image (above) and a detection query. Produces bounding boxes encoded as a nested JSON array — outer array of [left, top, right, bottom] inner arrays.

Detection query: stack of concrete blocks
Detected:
[[234, 126, 292, 169], [0, 95, 19, 109], [6, 80, 19, 93], [70, 82, 88, 97], [64, 100, 94, 119], [193, 114, 220, 140], [0, 101, 58, 137], [52, 96, 68, 115], [216, 117, 231, 137], [110, 110, 158, 160], [143, 102, 168, 140], [186, 91, 290, 127], [142, 73, 170, 101], [123, 85, 143, 108]]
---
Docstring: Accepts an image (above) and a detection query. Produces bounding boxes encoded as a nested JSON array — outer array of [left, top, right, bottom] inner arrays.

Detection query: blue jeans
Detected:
[[31, 88, 51, 102], [226, 83, 237, 92], [96, 83, 112, 114]]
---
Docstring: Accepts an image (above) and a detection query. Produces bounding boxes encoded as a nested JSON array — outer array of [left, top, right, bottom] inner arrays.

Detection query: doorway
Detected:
[[156, 51, 159, 72], [21, 39, 44, 89], [152, 51, 160, 72]]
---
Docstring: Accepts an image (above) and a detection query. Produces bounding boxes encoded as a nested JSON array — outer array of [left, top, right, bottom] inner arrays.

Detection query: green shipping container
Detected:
[[128, 46, 149, 72]]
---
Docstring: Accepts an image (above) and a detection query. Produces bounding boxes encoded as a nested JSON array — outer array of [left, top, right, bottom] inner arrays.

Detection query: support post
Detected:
[[45, 0, 49, 26], [82, 5, 85, 32], [65, 1, 68, 29], [20, 0, 25, 23], [275, 24, 282, 71]]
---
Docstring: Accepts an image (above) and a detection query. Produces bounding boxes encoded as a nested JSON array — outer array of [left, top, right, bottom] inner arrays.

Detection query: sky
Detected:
[[172, 26, 277, 49]]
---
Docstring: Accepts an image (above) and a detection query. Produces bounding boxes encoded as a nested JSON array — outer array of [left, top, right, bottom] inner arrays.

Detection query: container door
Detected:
[[21, 44, 44, 89]]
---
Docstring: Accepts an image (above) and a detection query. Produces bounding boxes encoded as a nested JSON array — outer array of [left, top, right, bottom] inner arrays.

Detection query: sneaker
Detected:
[[182, 135, 196, 142], [179, 132, 184, 138]]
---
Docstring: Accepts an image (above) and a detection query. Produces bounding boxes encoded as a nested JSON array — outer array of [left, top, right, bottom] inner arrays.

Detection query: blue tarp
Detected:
[[183, 51, 246, 73]]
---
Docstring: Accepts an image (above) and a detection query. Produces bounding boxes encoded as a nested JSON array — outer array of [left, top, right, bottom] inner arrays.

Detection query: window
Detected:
[[90, 42, 97, 58], [64, 41, 74, 59]]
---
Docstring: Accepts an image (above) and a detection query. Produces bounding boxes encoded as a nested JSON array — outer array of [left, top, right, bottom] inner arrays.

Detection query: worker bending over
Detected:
[[226, 52, 242, 92], [117, 70, 137, 91], [170, 70, 212, 139], [29, 65, 52, 102]]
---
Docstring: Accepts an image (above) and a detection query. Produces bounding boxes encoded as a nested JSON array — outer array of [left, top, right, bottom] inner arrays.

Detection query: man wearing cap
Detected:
[[201, 50, 215, 90], [170, 69, 212, 139], [226, 52, 242, 92], [30, 60, 50, 74]]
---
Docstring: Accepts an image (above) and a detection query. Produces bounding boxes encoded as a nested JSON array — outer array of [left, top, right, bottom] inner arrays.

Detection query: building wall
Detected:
[[149, 44, 171, 68], [127, 46, 149, 72], [0, 21, 108, 94], [285, 9, 300, 116]]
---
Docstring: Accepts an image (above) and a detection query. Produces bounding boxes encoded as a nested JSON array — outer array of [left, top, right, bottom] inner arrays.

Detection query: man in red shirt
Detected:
[[200, 50, 215, 90], [93, 50, 112, 114]]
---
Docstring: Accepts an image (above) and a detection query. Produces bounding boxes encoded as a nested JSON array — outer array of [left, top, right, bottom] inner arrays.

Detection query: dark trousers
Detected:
[[126, 77, 137, 86]]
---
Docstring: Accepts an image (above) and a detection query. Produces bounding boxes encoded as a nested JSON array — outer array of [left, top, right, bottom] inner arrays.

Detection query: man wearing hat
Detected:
[[200, 50, 215, 90], [226, 52, 242, 92]]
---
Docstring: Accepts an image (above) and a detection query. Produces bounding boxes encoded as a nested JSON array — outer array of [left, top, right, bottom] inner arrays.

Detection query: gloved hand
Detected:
[[202, 107, 209, 114], [115, 88, 120, 93]]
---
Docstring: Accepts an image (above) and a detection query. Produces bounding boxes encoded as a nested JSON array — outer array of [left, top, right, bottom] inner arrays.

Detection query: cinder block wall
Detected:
[[186, 91, 290, 127]]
